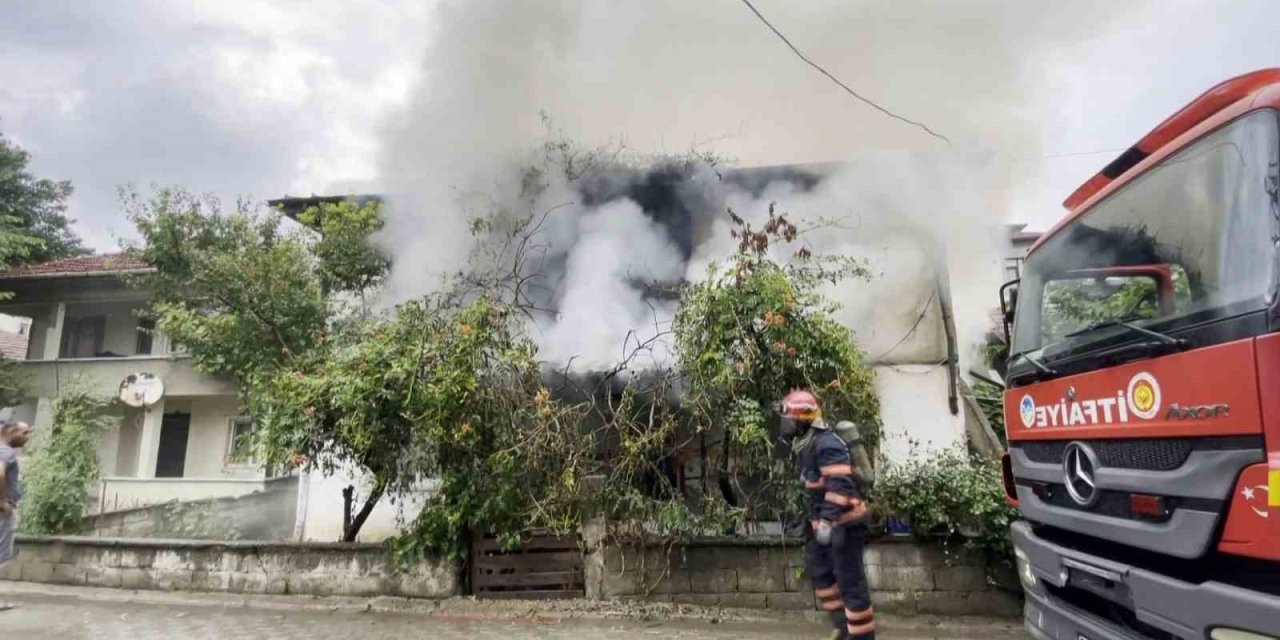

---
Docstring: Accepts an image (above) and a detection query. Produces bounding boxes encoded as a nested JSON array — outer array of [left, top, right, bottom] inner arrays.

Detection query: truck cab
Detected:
[[1002, 70, 1280, 639]]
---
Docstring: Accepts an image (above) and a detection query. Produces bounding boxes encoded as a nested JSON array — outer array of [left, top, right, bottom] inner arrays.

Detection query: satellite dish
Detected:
[[118, 373, 164, 408]]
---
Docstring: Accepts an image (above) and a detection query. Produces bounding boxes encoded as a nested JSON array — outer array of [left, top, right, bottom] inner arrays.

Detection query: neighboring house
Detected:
[[0, 327, 29, 360], [1005, 223, 1043, 281], [0, 254, 292, 518]]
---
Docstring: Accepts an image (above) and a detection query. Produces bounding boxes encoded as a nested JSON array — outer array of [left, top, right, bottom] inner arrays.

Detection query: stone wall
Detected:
[[81, 478, 299, 541], [585, 537, 1021, 617], [0, 535, 456, 599]]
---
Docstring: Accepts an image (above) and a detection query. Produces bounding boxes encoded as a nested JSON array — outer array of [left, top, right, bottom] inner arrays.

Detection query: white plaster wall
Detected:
[[874, 364, 966, 465], [95, 414, 122, 477], [114, 407, 141, 477], [65, 301, 146, 356], [830, 240, 947, 365], [181, 395, 257, 479], [300, 467, 430, 543]]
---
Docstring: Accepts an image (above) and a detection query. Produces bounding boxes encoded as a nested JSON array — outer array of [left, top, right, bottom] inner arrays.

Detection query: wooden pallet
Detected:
[[470, 532, 585, 599]]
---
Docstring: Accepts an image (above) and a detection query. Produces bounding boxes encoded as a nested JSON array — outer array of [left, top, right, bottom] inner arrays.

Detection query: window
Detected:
[[226, 417, 256, 465], [135, 318, 155, 355], [1013, 109, 1280, 357]]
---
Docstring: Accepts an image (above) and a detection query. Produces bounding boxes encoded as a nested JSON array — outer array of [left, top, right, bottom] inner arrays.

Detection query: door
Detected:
[[155, 412, 191, 478]]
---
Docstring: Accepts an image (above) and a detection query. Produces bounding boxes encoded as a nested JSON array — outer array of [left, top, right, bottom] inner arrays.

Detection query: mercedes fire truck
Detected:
[[1002, 70, 1280, 639]]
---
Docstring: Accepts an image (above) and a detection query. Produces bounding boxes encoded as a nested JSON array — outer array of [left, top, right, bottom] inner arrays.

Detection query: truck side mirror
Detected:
[[999, 279, 1020, 344]]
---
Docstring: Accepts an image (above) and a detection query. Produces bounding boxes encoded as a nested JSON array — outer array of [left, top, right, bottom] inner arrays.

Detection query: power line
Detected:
[[739, 0, 951, 145], [1036, 147, 1126, 160]]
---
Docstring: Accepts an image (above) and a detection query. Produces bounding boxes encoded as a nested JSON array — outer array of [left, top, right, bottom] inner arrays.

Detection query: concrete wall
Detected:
[[98, 478, 289, 514], [874, 366, 966, 464], [0, 536, 456, 599], [18, 357, 235, 400], [299, 469, 431, 543], [83, 477, 299, 541], [585, 538, 1020, 617]]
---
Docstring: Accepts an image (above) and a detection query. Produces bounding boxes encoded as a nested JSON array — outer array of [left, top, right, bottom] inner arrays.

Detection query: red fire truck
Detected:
[[1001, 69, 1280, 639]]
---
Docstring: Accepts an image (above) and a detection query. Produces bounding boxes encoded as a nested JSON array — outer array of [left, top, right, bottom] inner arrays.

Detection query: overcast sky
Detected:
[[3, 0, 1280, 251]]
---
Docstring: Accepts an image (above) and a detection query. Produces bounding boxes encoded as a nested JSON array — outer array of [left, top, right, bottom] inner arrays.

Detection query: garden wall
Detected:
[[585, 536, 1021, 617], [0, 535, 456, 599], [81, 478, 298, 541]]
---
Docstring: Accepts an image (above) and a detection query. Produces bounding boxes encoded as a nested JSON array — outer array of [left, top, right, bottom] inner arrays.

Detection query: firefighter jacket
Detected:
[[797, 428, 869, 526]]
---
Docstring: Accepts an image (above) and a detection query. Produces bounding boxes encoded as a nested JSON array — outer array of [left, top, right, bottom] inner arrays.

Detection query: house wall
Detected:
[[181, 396, 256, 479], [64, 300, 146, 356], [94, 410, 123, 476], [299, 470, 431, 543], [91, 395, 251, 482], [114, 407, 142, 477], [875, 365, 967, 463]]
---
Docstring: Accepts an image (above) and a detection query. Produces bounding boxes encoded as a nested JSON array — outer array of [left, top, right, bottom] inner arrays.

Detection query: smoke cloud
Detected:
[[376, 0, 1149, 373]]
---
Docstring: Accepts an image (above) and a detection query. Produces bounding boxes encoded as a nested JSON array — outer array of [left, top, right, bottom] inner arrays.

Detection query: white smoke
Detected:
[[376, 0, 1149, 372], [537, 198, 684, 371]]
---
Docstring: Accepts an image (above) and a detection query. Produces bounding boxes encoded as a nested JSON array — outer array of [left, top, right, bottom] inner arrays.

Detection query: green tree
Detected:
[[19, 382, 115, 534], [674, 207, 881, 519], [124, 188, 385, 539], [1041, 267, 1192, 345], [0, 132, 85, 262], [295, 199, 390, 296]]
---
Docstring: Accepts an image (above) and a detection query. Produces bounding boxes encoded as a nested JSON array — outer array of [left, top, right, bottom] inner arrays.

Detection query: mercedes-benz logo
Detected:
[[1063, 442, 1100, 507]]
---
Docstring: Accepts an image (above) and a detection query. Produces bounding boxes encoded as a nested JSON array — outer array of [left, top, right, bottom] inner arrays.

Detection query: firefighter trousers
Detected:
[[806, 524, 875, 639]]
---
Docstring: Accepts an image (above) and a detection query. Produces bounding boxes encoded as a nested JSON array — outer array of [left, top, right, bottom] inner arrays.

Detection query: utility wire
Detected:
[[1036, 147, 1126, 160], [739, 0, 951, 145]]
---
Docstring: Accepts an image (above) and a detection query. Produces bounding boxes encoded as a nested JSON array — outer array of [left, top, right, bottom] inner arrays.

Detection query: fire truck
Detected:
[[1001, 69, 1280, 639]]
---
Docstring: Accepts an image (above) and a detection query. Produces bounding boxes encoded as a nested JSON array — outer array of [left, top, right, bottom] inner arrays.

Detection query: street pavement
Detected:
[[0, 584, 1030, 640]]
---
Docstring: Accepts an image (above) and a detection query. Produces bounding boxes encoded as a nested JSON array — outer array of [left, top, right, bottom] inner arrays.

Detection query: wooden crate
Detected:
[[470, 532, 585, 599]]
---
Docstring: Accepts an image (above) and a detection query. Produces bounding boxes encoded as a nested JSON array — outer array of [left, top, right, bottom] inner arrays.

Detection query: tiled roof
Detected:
[[0, 330, 27, 360], [0, 253, 152, 279]]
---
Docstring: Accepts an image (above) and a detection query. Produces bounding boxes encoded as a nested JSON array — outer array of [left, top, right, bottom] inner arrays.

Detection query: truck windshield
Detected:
[[1012, 109, 1280, 363]]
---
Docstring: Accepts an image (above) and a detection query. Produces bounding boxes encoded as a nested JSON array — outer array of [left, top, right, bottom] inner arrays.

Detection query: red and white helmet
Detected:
[[780, 389, 821, 423]]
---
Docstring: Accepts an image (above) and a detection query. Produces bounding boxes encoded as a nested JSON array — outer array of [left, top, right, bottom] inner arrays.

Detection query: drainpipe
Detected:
[[936, 279, 960, 416]]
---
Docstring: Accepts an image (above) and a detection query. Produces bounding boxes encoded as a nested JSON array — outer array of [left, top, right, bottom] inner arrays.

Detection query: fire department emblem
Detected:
[[1127, 372, 1161, 420], [1019, 395, 1036, 428]]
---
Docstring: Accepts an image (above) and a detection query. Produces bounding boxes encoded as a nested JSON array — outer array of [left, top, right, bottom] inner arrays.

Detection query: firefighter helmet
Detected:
[[780, 389, 821, 423]]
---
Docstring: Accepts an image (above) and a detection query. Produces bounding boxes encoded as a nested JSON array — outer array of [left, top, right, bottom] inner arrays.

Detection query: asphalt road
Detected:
[[0, 583, 1030, 640]]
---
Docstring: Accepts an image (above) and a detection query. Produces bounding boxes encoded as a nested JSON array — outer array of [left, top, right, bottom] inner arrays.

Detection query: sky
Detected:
[[3, 0, 1280, 251]]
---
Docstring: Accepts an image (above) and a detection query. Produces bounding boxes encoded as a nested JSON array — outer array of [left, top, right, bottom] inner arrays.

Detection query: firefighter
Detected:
[[781, 389, 875, 640]]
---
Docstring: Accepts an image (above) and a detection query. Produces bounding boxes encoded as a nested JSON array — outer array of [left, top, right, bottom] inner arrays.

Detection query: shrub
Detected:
[[19, 383, 115, 534], [873, 446, 1017, 567]]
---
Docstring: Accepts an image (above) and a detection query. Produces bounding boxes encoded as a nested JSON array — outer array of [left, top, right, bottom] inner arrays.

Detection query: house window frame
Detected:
[[225, 416, 256, 467]]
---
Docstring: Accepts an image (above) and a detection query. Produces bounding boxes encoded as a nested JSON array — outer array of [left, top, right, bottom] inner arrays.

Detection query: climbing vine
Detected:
[[19, 381, 115, 535]]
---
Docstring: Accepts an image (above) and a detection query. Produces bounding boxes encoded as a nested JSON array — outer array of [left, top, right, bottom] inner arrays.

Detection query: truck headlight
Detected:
[[1015, 547, 1037, 589]]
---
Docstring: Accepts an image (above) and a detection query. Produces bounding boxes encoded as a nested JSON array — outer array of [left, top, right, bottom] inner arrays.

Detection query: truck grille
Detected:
[[1018, 438, 1194, 471]]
